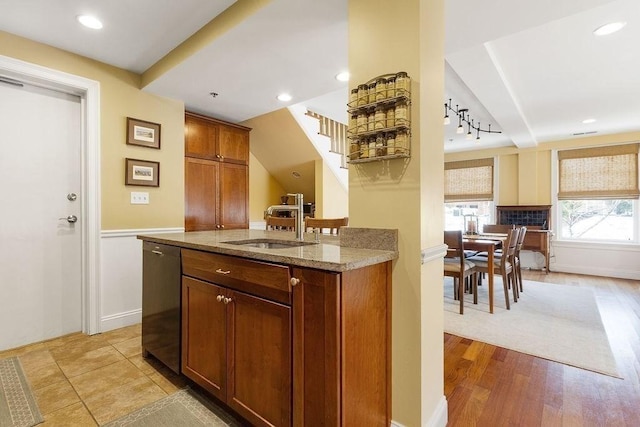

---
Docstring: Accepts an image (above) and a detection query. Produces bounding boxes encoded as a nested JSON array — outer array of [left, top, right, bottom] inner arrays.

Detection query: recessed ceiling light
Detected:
[[77, 15, 103, 30], [593, 21, 626, 36], [335, 71, 350, 82], [582, 118, 596, 124], [277, 93, 292, 102]]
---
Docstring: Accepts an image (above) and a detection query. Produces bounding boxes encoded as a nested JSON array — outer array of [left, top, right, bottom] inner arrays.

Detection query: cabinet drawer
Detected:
[[181, 249, 291, 305]]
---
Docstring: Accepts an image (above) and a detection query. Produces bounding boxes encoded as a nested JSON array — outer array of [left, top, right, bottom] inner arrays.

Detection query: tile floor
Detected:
[[0, 324, 188, 426]]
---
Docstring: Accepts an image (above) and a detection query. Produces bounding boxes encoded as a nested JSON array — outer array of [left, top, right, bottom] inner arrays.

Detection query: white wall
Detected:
[[550, 241, 640, 280]]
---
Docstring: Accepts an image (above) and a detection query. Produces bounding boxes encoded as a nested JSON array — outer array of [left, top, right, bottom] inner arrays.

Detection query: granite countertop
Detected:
[[138, 228, 398, 272]]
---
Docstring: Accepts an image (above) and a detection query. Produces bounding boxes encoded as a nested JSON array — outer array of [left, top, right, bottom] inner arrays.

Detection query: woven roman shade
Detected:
[[444, 158, 494, 202], [558, 143, 640, 200]]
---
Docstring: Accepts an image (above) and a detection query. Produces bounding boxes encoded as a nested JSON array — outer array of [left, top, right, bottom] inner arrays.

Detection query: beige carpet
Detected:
[[102, 387, 242, 426], [0, 357, 43, 427], [444, 278, 620, 378]]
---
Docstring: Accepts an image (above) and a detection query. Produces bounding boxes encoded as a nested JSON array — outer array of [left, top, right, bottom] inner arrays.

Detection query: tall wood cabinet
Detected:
[[185, 112, 250, 231]]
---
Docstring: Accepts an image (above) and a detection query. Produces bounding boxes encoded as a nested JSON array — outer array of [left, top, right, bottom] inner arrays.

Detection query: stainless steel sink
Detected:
[[223, 239, 317, 249]]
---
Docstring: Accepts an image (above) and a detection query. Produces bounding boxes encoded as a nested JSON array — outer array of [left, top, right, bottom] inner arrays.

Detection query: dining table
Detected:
[[462, 234, 507, 314]]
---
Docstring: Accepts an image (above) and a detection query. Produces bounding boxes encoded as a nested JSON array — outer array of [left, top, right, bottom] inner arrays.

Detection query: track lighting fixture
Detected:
[[443, 98, 501, 141]]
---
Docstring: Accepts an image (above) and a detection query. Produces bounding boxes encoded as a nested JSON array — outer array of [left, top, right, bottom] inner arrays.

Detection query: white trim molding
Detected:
[[421, 243, 448, 264], [0, 54, 101, 336], [101, 227, 184, 238]]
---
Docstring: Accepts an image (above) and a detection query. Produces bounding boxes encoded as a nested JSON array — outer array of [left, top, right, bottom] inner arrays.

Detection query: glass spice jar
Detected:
[[356, 112, 367, 134], [386, 107, 395, 128], [395, 100, 408, 125], [376, 134, 386, 157], [386, 133, 396, 155], [368, 82, 377, 104], [367, 112, 375, 131], [349, 114, 357, 134], [357, 84, 369, 106], [350, 140, 360, 160], [395, 71, 410, 96], [374, 106, 386, 130], [386, 76, 396, 98], [375, 77, 387, 101], [395, 130, 408, 155], [349, 88, 358, 106], [368, 137, 377, 158], [359, 138, 369, 158]]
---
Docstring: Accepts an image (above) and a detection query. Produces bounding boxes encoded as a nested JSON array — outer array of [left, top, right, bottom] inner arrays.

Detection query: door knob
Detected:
[[59, 215, 78, 223]]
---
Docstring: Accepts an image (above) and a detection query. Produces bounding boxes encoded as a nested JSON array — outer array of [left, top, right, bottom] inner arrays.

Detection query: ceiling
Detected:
[[1, 0, 637, 154]]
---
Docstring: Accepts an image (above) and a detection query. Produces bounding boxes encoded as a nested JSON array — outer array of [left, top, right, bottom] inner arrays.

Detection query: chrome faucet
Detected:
[[265, 193, 305, 241]]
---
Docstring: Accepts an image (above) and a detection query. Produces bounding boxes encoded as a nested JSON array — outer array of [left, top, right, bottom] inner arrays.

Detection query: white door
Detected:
[[0, 80, 82, 351]]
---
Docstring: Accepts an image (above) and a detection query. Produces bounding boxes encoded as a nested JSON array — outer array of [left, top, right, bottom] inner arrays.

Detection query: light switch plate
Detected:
[[131, 192, 149, 204]]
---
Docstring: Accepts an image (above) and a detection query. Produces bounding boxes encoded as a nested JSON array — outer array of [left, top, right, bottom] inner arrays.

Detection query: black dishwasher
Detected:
[[142, 241, 181, 374]]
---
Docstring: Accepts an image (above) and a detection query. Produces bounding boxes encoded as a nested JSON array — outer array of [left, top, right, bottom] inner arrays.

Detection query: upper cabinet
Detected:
[[184, 112, 250, 231], [185, 112, 250, 165]]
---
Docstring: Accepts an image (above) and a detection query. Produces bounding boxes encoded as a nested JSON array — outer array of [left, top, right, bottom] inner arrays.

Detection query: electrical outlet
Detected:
[[131, 192, 149, 204]]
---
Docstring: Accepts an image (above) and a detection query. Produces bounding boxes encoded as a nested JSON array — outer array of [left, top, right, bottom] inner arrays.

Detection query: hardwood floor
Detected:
[[445, 270, 640, 426]]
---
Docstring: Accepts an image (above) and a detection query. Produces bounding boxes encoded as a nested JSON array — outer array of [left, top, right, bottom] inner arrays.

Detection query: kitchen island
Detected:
[[138, 228, 397, 427]]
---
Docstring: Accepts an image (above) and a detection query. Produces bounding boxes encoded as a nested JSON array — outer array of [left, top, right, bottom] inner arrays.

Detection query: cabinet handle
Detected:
[[223, 297, 232, 304], [220, 224, 225, 229], [220, 155, 225, 161], [290, 277, 300, 287], [151, 250, 163, 256], [215, 269, 231, 275], [216, 154, 221, 159], [216, 295, 224, 302]]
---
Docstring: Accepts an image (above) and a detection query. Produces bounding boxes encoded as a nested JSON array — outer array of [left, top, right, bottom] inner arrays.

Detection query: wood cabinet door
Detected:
[[226, 289, 291, 427], [291, 268, 340, 427], [185, 158, 219, 231], [218, 125, 249, 165], [185, 114, 219, 160], [219, 163, 248, 230], [181, 277, 227, 401]]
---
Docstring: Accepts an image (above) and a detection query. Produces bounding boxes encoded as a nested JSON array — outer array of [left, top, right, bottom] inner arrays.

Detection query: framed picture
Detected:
[[125, 158, 159, 187], [126, 117, 161, 149]]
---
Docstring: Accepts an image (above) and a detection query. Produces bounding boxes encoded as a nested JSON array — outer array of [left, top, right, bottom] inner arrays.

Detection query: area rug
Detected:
[[102, 387, 242, 426], [0, 357, 43, 427], [444, 278, 620, 378]]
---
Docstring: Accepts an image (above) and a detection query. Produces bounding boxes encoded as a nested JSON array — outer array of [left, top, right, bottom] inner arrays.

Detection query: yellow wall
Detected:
[[445, 131, 640, 204], [314, 160, 349, 218], [349, 0, 445, 425], [249, 152, 286, 221], [0, 31, 185, 230]]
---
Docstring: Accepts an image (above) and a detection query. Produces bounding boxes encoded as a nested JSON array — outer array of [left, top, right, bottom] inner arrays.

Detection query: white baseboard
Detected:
[[390, 396, 448, 427], [100, 309, 141, 333], [550, 263, 640, 281], [424, 396, 448, 427]]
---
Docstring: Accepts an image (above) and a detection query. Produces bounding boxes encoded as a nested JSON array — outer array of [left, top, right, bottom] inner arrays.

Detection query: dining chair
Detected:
[[304, 217, 349, 235], [467, 227, 519, 309], [444, 230, 477, 315], [266, 215, 296, 231], [513, 226, 527, 295]]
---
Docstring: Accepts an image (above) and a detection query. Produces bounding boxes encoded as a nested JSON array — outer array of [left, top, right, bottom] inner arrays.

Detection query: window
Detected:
[[444, 201, 493, 232], [557, 143, 639, 242], [444, 158, 494, 232]]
